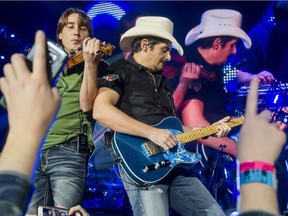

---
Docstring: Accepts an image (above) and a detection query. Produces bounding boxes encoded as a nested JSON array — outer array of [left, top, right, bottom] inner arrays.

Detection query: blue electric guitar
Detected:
[[112, 116, 245, 186]]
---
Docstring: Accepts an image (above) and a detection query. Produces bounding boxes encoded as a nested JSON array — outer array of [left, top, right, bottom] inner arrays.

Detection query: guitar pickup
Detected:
[[143, 160, 171, 172]]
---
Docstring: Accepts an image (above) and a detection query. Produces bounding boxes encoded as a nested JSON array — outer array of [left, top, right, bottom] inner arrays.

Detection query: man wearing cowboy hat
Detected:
[[174, 9, 251, 155], [93, 16, 230, 215], [173, 9, 251, 209]]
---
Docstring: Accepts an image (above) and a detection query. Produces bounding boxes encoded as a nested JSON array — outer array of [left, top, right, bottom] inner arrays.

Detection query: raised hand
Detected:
[[0, 30, 60, 138], [237, 78, 287, 164]]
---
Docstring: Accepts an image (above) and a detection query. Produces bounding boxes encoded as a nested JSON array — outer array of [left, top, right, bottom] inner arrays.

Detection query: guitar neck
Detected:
[[176, 116, 245, 144]]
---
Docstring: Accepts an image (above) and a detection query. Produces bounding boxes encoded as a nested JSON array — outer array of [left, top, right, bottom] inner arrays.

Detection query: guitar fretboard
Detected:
[[176, 116, 245, 144]]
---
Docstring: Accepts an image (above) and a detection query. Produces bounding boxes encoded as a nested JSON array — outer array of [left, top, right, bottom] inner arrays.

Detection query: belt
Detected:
[[66, 136, 95, 156]]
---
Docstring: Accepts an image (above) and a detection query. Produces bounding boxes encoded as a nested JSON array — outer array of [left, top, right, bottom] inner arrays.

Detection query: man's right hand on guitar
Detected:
[[147, 127, 177, 151]]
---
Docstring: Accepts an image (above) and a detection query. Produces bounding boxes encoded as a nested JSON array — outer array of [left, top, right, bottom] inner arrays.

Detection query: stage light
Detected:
[[223, 63, 238, 93], [0, 56, 4, 60], [282, 115, 287, 124], [268, 16, 275, 23], [0, 26, 5, 35], [87, 2, 126, 21], [10, 33, 15, 38], [273, 94, 279, 104], [265, 90, 288, 110]]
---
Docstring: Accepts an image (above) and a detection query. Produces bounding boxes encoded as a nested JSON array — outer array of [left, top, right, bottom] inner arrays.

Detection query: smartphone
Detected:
[[0, 39, 67, 109], [26, 39, 68, 86], [37, 205, 81, 216]]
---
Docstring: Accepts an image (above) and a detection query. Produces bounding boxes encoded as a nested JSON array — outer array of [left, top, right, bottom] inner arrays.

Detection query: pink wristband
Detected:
[[239, 161, 275, 173]]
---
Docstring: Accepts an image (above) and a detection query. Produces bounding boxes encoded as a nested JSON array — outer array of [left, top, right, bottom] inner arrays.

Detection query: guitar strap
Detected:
[[104, 130, 123, 164], [104, 130, 113, 149]]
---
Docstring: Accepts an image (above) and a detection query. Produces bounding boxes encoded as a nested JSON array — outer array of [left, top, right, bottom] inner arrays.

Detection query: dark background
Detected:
[[0, 1, 271, 147], [0, 1, 269, 58]]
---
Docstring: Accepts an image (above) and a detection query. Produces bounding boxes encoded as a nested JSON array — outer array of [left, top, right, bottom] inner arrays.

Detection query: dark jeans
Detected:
[[27, 142, 87, 214]]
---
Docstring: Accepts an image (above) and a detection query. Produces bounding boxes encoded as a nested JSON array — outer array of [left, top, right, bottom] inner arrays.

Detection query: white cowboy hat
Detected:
[[120, 16, 184, 56], [185, 9, 252, 48]]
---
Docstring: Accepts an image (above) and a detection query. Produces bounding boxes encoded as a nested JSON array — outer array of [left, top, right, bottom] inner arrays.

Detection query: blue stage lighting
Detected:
[[265, 90, 288, 110], [87, 2, 126, 21], [0, 26, 5, 35], [223, 63, 238, 93], [10, 34, 15, 38], [0, 56, 4, 60], [273, 94, 279, 104]]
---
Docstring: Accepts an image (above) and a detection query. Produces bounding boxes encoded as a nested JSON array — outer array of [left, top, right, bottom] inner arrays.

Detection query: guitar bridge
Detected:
[[143, 141, 163, 156], [143, 160, 171, 172]]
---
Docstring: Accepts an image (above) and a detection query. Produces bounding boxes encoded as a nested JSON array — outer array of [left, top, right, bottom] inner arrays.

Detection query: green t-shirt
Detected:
[[43, 71, 93, 150]]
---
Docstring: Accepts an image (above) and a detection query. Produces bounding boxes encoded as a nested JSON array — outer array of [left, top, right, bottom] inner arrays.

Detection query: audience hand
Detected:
[[69, 205, 89, 216], [237, 78, 287, 164], [0, 30, 60, 139], [0, 30, 61, 176]]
